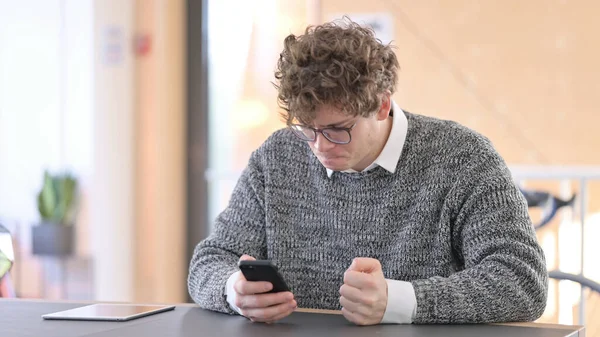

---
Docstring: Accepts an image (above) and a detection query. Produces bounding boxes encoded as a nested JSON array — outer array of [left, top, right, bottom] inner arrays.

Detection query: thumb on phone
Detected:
[[234, 255, 257, 287], [239, 254, 256, 262]]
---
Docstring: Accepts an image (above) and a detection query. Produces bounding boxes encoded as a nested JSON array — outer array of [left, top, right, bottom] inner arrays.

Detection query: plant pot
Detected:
[[31, 223, 74, 256]]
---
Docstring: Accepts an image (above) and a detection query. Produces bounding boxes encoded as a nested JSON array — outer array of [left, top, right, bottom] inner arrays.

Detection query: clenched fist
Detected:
[[339, 257, 388, 325]]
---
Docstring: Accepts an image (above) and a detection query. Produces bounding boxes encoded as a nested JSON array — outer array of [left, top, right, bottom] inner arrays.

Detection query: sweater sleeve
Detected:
[[187, 150, 268, 314], [410, 148, 548, 324]]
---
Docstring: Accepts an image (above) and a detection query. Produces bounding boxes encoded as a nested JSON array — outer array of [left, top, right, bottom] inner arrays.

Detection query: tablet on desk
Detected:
[[42, 304, 176, 322]]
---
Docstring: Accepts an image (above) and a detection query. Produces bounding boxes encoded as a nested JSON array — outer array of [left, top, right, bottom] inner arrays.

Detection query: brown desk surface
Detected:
[[0, 299, 585, 337]]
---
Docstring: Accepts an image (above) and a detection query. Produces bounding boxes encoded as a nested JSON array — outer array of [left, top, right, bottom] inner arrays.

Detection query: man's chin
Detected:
[[320, 158, 350, 171]]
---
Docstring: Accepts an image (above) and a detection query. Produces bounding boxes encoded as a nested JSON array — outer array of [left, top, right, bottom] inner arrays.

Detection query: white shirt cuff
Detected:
[[225, 271, 243, 314], [381, 279, 417, 324]]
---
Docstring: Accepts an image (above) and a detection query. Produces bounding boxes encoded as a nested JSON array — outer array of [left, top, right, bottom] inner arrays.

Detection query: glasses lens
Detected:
[[322, 129, 351, 144], [290, 125, 315, 141]]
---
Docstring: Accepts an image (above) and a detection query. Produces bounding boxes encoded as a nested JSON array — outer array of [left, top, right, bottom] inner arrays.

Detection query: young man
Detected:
[[188, 19, 548, 325]]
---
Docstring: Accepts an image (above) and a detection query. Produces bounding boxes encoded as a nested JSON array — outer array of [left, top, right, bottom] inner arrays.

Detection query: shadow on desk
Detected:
[[87, 307, 585, 337], [0, 299, 586, 337]]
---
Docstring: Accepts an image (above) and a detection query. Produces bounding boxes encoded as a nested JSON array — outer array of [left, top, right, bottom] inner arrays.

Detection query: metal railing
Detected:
[[511, 165, 600, 326]]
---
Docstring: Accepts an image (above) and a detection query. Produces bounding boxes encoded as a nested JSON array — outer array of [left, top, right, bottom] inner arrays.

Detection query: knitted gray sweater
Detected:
[[188, 111, 548, 324]]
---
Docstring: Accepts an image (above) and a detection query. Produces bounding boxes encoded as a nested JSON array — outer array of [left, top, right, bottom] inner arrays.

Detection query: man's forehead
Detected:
[[305, 105, 356, 126], [300, 115, 356, 127]]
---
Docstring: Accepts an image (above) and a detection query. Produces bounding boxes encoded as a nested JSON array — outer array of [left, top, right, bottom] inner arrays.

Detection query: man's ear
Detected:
[[376, 92, 392, 121]]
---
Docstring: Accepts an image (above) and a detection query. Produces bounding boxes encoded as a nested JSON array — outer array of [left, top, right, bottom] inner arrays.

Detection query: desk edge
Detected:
[[296, 307, 585, 336], [1, 299, 585, 336], [492, 322, 585, 337]]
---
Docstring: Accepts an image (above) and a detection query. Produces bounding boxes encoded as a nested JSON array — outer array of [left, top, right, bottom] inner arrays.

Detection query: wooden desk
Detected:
[[0, 299, 585, 337]]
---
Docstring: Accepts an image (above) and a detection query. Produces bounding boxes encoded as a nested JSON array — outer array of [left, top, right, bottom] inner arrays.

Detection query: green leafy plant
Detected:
[[36, 171, 79, 226]]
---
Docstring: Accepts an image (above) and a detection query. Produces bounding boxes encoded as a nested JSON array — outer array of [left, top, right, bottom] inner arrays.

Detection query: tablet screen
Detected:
[[42, 304, 175, 321]]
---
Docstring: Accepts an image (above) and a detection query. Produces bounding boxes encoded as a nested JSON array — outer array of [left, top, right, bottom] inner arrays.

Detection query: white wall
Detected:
[[91, 0, 135, 302], [0, 0, 63, 226], [0, 0, 135, 301], [62, 0, 95, 257], [0, 0, 95, 297]]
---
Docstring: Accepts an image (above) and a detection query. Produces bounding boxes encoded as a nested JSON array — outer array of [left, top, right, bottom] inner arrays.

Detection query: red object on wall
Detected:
[[134, 33, 152, 56]]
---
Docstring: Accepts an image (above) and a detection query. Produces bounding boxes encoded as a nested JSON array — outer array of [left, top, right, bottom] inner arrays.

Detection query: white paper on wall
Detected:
[[328, 13, 395, 45]]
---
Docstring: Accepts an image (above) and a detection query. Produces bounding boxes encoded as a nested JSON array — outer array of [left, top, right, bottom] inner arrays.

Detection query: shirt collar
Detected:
[[325, 100, 408, 178]]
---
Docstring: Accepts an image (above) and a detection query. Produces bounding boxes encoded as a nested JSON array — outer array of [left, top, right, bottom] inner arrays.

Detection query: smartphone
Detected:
[[238, 260, 290, 293]]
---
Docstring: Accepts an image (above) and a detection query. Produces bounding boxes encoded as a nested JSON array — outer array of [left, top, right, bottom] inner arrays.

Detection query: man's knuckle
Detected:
[[234, 297, 245, 308], [233, 281, 242, 294], [365, 279, 376, 288]]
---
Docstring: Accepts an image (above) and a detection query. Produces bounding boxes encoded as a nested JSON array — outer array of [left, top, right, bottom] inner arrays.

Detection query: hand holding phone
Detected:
[[231, 255, 296, 323], [238, 260, 290, 293]]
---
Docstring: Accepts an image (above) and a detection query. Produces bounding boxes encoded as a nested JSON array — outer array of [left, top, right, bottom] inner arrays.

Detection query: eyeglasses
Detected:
[[289, 122, 357, 145]]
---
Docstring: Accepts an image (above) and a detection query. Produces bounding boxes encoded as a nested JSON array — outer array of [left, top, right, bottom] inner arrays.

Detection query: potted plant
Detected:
[[31, 171, 79, 256]]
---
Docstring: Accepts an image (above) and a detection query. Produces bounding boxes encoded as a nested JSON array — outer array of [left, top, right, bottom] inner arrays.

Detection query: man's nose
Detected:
[[314, 133, 335, 152]]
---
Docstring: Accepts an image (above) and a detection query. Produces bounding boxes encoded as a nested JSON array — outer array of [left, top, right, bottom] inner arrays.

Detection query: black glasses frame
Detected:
[[289, 123, 357, 145]]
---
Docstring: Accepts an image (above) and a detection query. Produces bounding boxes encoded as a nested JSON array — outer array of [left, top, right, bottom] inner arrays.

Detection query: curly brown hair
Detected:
[[274, 17, 400, 125]]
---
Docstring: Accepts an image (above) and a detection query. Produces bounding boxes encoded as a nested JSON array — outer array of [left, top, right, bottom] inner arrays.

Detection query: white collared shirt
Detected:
[[226, 101, 416, 324]]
